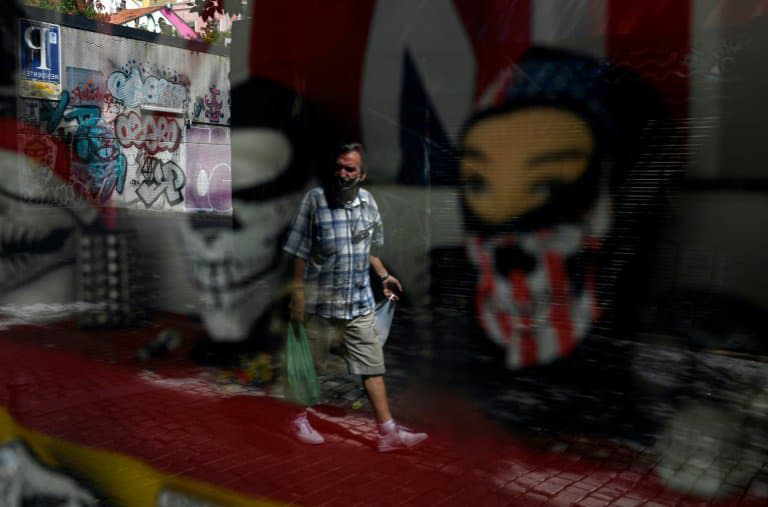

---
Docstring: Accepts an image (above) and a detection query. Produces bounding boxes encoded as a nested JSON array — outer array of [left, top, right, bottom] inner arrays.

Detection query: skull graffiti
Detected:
[[179, 128, 303, 342], [179, 77, 335, 345]]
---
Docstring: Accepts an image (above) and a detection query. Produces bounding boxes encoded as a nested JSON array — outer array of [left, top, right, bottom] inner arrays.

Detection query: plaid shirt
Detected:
[[283, 186, 384, 320]]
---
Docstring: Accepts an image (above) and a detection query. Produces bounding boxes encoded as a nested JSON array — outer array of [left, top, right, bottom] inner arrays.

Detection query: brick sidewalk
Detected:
[[1, 317, 766, 506]]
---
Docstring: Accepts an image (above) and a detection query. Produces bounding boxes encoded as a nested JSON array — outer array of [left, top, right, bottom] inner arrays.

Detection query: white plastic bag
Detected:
[[373, 296, 397, 346]]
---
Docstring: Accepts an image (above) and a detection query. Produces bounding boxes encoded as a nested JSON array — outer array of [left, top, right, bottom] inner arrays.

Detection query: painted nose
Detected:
[[188, 213, 233, 246], [189, 212, 232, 231]]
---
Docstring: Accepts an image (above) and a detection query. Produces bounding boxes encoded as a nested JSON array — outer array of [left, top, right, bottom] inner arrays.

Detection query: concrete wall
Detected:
[[5, 12, 229, 315], [18, 22, 230, 213]]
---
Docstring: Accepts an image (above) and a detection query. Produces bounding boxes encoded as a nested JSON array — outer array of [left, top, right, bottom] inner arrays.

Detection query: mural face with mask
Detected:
[[461, 107, 594, 224], [458, 47, 658, 370]]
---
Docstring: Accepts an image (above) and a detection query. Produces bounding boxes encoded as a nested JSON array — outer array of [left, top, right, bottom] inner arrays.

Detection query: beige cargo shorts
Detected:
[[304, 311, 385, 376]]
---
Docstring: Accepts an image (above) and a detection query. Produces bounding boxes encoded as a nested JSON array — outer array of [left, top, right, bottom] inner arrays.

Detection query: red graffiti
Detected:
[[102, 92, 119, 110], [70, 83, 104, 105], [114, 111, 181, 155]]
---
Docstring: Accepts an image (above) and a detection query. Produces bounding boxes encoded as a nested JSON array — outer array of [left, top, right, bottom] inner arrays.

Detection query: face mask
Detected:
[[336, 174, 360, 191], [465, 195, 611, 369]]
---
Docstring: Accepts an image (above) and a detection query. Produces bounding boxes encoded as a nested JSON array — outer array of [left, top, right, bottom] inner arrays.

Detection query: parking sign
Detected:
[[19, 19, 62, 99]]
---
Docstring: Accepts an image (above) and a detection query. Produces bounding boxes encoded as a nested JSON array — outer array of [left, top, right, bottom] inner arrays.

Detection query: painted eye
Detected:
[[464, 174, 488, 194]]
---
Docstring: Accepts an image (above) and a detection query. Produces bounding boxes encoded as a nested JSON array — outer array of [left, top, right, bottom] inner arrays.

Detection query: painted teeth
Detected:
[[0, 250, 68, 292], [191, 257, 272, 289], [199, 285, 254, 310], [0, 222, 45, 250], [0, 254, 30, 270]]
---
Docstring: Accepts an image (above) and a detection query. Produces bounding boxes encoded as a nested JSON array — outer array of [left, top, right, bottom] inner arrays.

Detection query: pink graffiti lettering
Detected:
[[186, 163, 231, 212], [203, 85, 223, 123], [114, 111, 181, 155]]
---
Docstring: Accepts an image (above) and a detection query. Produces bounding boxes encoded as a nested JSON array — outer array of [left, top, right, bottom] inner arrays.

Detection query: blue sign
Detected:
[[19, 19, 61, 98]]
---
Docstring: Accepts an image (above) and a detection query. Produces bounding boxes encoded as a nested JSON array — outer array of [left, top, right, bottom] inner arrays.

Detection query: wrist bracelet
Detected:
[[380, 273, 390, 282]]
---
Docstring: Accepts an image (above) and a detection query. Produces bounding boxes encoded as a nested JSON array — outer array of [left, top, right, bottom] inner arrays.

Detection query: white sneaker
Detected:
[[291, 415, 325, 445], [377, 425, 428, 453]]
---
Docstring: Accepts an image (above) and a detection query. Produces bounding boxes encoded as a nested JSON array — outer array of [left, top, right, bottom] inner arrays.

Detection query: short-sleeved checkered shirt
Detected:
[[283, 186, 384, 320]]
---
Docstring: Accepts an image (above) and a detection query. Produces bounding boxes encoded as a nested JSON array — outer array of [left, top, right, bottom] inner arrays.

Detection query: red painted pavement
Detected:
[[1, 316, 765, 506]]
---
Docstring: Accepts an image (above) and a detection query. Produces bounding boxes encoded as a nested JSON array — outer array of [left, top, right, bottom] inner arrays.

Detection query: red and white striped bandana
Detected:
[[466, 196, 611, 369]]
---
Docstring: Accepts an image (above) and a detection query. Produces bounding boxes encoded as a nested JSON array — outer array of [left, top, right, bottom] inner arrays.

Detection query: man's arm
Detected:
[[283, 191, 314, 322], [367, 195, 402, 299], [289, 256, 307, 321], [370, 255, 403, 300]]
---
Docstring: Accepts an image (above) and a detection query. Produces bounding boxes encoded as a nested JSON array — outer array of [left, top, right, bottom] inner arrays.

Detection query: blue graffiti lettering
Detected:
[[107, 68, 188, 109], [38, 90, 127, 202]]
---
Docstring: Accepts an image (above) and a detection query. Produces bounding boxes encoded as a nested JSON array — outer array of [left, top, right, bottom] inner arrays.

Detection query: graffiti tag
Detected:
[[192, 85, 225, 124], [204, 85, 223, 123], [185, 126, 231, 211], [114, 111, 182, 155], [107, 68, 188, 109], [70, 82, 104, 106], [66, 67, 105, 107], [135, 155, 186, 208], [28, 90, 127, 203]]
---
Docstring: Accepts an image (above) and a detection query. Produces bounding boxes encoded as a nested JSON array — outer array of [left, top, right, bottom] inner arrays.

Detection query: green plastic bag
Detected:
[[284, 321, 320, 407]]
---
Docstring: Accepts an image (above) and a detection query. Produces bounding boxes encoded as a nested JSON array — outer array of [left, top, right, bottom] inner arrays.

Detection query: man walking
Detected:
[[283, 143, 428, 452]]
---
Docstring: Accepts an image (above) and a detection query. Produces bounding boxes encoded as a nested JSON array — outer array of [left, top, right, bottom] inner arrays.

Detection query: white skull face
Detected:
[[0, 147, 95, 298], [466, 195, 611, 369], [179, 129, 304, 342]]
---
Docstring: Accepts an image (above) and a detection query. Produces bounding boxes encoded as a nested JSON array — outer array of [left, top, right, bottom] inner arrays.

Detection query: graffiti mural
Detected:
[[64, 96, 126, 201], [97, 60, 190, 210], [4, 4, 768, 507], [184, 126, 230, 212], [18, 89, 127, 204], [114, 111, 182, 155], [17, 55, 231, 211], [13, 35, 229, 212], [227, 4, 767, 501], [66, 67, 104, 107], [193, 85, 227, 124], [178, 77, 328, 349], [107, 67, 188, 110], [203, 85, 223, 123], [133, 152, 185, 208]]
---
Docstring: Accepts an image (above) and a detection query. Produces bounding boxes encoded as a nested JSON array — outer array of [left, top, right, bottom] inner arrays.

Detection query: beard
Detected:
[[336, 175, 360, 191]]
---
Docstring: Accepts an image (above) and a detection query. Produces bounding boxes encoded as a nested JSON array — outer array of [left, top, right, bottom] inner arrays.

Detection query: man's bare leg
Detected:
[[364, 374, 428, 451], [363, 375, 392, 423]]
